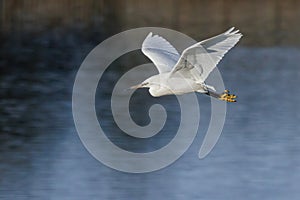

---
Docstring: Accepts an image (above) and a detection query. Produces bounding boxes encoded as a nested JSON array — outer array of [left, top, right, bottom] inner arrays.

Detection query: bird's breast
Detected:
[[149, 78, 201, 97]]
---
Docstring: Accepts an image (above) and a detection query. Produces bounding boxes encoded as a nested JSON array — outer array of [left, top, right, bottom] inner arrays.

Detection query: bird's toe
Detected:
[[219, 90, 237, 102]]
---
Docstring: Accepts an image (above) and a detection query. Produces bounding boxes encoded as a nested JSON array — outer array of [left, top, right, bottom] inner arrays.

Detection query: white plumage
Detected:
[[131, 27, 242, 102]]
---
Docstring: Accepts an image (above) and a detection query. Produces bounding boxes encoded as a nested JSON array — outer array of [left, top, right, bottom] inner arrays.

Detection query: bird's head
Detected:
[[130, 75, 158, 90], [129, 76, 162, 96], [129, 81, 150, 89]]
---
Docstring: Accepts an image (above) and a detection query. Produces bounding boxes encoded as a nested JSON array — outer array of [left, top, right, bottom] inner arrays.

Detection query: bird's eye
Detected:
[[142, 82, 148, 86]]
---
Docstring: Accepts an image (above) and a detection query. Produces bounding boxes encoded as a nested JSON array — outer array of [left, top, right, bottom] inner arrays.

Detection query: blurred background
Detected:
[[1, 0, 300, 199]]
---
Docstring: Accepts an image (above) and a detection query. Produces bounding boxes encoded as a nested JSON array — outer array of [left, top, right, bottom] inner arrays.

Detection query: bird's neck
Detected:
[[149, 85, 162, 97]]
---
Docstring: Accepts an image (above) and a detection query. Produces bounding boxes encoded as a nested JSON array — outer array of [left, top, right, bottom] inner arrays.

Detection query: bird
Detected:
[[130, 27, 242, 102]]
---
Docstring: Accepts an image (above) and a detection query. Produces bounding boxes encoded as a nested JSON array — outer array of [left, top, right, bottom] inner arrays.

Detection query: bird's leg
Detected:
[[206, 89, 237, 102], [219, 90, 237, 102]]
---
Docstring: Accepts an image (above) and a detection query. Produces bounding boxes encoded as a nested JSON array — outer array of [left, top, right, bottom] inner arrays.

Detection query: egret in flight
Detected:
[[131, 27, 242, 102]]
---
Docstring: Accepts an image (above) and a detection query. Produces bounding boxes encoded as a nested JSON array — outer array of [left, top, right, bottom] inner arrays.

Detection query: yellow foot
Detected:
[[219, 89, 237, 102]]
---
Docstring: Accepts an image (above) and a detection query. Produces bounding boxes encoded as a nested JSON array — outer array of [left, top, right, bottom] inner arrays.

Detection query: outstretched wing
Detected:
[[142, 32, 180, 73], [170, 27, 242, 82]]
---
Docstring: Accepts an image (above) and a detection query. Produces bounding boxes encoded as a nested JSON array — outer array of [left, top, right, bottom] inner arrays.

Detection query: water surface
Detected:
[[1, 46, 300, 199]]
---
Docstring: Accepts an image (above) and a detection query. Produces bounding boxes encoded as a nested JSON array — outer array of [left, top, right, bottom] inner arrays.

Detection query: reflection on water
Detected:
[[1, 46, 300, 199]]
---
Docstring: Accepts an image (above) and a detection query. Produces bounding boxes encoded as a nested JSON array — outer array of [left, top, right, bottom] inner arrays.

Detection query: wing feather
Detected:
[[142, 32, 180, 73], [170, 27, 242, 81]]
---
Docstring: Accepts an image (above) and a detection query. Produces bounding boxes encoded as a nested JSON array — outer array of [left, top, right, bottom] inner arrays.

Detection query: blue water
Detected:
[[1, 47, 300, 199]]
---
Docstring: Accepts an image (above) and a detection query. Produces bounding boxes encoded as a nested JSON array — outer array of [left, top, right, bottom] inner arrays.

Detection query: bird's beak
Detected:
[[129, 83, 142, 90]]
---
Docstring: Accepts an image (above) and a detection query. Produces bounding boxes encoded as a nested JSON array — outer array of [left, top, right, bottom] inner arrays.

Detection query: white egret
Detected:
[[131, 27, 242, 102]]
